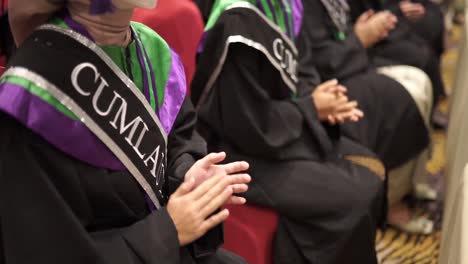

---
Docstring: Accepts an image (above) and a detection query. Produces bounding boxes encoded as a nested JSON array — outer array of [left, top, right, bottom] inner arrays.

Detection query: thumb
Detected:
[[173, 177, 195, 198]]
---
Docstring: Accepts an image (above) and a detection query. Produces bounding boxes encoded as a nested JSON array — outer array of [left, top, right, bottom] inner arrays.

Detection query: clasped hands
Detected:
[[354, 9, 398, 48], [166, 152, 251, 246], [312, 79, 364, 125]]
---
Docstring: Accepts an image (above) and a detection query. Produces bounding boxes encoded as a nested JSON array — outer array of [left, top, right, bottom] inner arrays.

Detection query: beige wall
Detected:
[[439, 10, 468, 263]]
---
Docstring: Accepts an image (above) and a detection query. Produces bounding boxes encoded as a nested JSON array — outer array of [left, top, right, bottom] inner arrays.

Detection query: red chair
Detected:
[[1, 0, 7, 14], [0, 54, 5, 75], [224, 205, 279, 264], [132, 0, 204, 90]]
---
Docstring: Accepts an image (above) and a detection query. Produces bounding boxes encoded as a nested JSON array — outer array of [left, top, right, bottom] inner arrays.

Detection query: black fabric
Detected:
[[298, 0, 429, 169], [319, 0, 351, 33], [192, 6, 299, 105], [195, 0, 214, 24], [192, 6, 385, 264]]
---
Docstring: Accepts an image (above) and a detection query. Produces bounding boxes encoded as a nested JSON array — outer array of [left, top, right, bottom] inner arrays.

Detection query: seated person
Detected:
[[193, 0, 386, 263], [347, 0, 446, 111], [399, 0, 445, 56], [0, 0, 250, 263], [299, 0, 434, 233]]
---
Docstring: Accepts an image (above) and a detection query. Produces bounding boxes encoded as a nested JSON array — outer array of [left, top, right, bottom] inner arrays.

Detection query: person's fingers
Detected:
[[216, 161, 250, 175], [228, 173, 252, 185], [328, 115, 337, 125], [325, 85, 340, 94], [358, 9, 375, 23], [338, 101, 358, 112], [196, 174, 243, 209], [335, 114, 345, 124], [231, 183, 249, 194], [338, 108, 365, 122], [335, 95, 349, 105], [316, 79, 339, 91], [380, 31, 389, 39], [200, 209, 230, 234], [188, 174, 225, 200], [225, 196, 247, 205], [197, 152, 227, 169], [353, 108, 365, 118], [200, 187, 233, 218], [337, 85, 347, 94], [172, 177, 196, 198], [348, 111, 361, 122], [419, 5, 426, 14]]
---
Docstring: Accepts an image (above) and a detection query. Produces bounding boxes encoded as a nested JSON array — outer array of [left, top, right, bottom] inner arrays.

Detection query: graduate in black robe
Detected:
[[0, 104, 247, 264], [299, 0, 436, 233], [298, 0, 430, 171], [193, 1, 386, 263], [347, 0, 446, 104], [0, 0, 251, 263], [349, 0, 445, 56]]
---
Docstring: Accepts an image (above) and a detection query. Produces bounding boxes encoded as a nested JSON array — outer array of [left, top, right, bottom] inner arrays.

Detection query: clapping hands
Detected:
[[166, 152, 251, 246], [312, 79, 364, 125]]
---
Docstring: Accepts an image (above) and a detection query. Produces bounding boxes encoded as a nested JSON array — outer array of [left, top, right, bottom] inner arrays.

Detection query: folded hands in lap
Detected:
[[312, 79, 364, 125], [354, 10, 398, 47]]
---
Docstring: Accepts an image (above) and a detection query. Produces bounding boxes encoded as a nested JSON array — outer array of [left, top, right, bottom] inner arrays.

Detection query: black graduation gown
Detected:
[[349, 0, 445, 56], [347, 0, 446, 100], [0, 98, 246, 264], [298, 0, 430, 170], [192, 6, 385, 264]]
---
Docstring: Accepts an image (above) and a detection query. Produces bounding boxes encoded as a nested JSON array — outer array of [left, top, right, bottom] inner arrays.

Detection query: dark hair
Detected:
[[195, 0, 214, 24]]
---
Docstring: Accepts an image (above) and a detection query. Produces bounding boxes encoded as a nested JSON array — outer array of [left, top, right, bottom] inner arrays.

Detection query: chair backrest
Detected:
[[1, 0, 7, 14], [132, 0, 205, 92]]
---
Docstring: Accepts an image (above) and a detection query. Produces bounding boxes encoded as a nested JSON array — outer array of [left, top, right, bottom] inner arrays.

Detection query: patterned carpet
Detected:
[[375, 23, 463, 264], [376, 131, 445, 264]]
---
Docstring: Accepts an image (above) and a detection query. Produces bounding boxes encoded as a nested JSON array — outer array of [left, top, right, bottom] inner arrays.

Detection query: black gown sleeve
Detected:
[[301, 0, 370, 81], [166, 97, 207, 194], [166, 97, 223, 259], [296, 21, 322, 95], [0, 112, 181, 264]]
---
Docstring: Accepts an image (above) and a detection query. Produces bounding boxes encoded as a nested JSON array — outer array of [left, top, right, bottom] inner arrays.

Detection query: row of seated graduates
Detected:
[[171, 0, 442, 263], [0, 0, 446, 263], [185, 0, 445, 263], [0, 1, 270, 263]]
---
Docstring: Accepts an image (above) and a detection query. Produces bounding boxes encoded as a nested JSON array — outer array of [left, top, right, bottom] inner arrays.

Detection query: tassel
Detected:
[[89, 0, 115, 15]]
